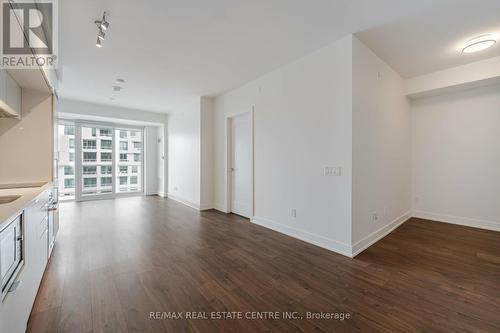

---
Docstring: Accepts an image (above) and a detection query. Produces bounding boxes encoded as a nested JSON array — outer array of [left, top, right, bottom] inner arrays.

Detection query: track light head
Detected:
[[96, 38, 102, 48]]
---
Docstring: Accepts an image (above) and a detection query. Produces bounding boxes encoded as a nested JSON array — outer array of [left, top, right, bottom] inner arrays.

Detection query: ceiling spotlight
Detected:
[[94, 11, 109, 47], [97, 30, 105, 40], [462, 34, 496, 54], [116, 78, 125, 83], [96, 38, 102, 48], [112, 85, 122, 92]]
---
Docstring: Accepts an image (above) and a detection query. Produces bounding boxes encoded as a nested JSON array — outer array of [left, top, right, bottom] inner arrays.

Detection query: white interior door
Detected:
[[230, 113, 252, 218]]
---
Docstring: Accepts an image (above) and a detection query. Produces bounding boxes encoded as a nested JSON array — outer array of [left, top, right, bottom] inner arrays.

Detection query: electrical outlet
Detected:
[[291, 209, 297, 218], [371, 212, 379, 223], [325, 166, 341, 177]]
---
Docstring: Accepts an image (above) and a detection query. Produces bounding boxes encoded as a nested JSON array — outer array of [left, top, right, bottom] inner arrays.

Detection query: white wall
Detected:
[[167, 98, 201, 208], [351, 37, 412, 254], [412, 83, 500, 231], [58, 99, 166, 196], [213, 35, 354, 255], [200, 97, 214, 210], [144, 126, 158, 195]]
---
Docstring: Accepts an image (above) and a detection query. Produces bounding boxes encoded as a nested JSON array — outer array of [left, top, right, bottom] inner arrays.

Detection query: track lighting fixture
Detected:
[[94, 12, 109, 48]]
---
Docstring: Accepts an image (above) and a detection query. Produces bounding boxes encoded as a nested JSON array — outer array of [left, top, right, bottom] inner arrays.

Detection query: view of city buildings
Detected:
[[57, 123, 143, 200]]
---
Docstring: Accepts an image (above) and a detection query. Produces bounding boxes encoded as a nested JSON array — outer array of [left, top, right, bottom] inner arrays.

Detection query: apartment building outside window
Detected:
[[58, 121, 144, 201], [101, 177, 112, 186], [101, 166, 112, 174], [64, 126, 75, 135], [101, 139, 112, 149], [83, 139, 96, 149], [100, 129, 112, 137], [64, 166, 74, 175], [84, 178, 97, 188], [83, 152, 97, 162], [64, 179, 75, 188], [101, 152, 112, 161], [83, 166, 97, 175]]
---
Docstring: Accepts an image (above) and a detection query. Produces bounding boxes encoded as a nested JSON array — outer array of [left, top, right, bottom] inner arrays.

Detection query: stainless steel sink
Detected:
[[0, 195, 21, 204]]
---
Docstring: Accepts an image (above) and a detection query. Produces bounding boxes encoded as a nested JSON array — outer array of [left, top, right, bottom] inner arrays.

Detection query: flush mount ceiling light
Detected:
[[462, 34, 496, 54], [94, 12, 109, 48]]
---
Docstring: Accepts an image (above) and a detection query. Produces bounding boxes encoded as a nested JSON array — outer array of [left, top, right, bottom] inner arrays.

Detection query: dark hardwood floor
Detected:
[[27, 196, 500, 332]]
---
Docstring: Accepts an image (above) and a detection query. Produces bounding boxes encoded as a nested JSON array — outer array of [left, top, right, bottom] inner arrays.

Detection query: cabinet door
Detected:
[[5, 72, 21, 116]]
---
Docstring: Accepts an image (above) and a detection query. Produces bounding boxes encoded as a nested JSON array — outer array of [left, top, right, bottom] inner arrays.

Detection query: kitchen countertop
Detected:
[[0, 182, 53, 230]]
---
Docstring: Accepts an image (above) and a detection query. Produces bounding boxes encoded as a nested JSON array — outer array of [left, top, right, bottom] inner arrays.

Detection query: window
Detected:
[[119, 166, 128, 174], [130, 176, 137, 185], [120, 130, 127, 138], [133, 141, 141, 149], [119, 176, 128, 185], [69, 138, 75, 149], [101, 177, 112, 186], [101, 139, 112, 149], [64, 166, 74, 175], [69, 152, 75, 162], [83, 139, 97, 149], [64, 126, 75, 135], [101, 152, 112, 162], [130, 131, 137, 137], [64, 178, 75, 188], [120, 141, 128, 151], [101, 166, 112, 174], [83, 178, 97, 188], [132, 166, 138, 173], [83, 166, 97, 175], [100, 129, 112, 137], [83, 152, 97, 162], [133, 153, 141, 162], [92, 128, 97, 137], [120, 153, 127, 161]]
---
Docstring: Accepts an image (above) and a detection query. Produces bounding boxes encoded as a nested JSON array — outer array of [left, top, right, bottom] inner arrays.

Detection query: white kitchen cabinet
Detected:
[[0, 189, 51, 333], [0, 69, 22, 118]]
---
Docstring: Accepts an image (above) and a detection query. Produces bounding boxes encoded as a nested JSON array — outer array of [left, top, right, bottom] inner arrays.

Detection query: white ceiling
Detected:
[[356, 0, 500, 78], [58, 0, 499, 113]]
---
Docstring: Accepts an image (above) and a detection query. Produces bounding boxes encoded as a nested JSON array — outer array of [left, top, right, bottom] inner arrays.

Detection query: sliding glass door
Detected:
[[115, 128, 143, 194], [58, 119, 144, 202], [76, 123, 115, 200]]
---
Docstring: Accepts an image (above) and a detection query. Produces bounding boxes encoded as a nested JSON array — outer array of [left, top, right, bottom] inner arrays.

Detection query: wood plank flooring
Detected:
[[27, 196, 500, 332]]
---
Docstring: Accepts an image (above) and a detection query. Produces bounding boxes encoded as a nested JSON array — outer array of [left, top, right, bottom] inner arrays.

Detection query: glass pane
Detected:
[[115, 128, 142, 193], [57, 123, 76, 201], [81, 125, 114, 197]]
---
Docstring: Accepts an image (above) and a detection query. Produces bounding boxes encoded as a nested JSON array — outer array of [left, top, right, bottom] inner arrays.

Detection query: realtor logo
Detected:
[[1, 0, 57, 68]]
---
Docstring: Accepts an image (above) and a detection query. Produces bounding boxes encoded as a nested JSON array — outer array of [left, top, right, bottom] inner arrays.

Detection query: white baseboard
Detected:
[[351, 211, 412, 257], [199, 203, 214, 211], [412, 210, 500, 232], [157, 191, 166, 198], [167, 193, 200, 210], [250, 216, 352, 257], [213, 203, 229, 213]]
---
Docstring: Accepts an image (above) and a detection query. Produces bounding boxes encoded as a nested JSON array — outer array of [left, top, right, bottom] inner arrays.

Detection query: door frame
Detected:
[[225, 107, 254, 218]]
